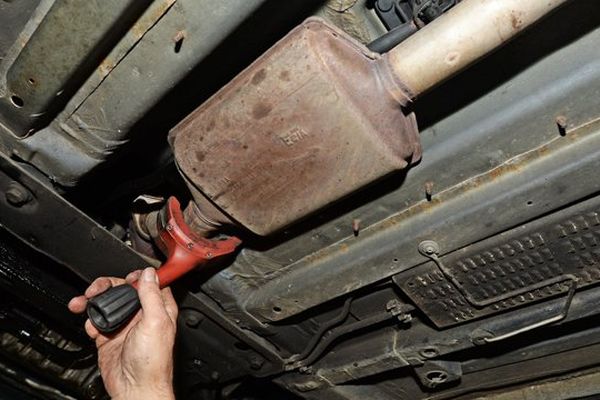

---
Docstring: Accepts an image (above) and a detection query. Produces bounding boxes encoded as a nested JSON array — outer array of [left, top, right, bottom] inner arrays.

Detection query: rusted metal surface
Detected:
[[0, 0, 269, 186], [0, 0, 150, 137], [171, 18, 421, 236], [62, 0, 177, 115], [244, 118, 600, 321]]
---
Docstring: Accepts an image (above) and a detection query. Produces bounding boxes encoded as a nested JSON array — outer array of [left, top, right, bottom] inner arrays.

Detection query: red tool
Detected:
[[87, 197, 241, 333]]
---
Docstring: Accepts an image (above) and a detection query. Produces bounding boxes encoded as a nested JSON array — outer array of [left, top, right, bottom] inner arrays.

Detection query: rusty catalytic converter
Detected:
[[170, 0, 568, 236]]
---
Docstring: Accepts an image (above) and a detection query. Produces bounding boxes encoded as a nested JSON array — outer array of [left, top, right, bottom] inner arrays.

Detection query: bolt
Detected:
[[352, 219, 361, 236], [192, 358, 203, 368], [210, 371, 220, 381], [206, 252, 213, 258], [184, 313, 203, 328], [173, 31, 186, 53], [85, 383, 99, 398], [425, 181, 434, 201], [418, 240, 440, 257], [173, 30, 186, 43], [187, 242, 194, 249], [5, 182, 31, 207], [556, 115, 568, 135], [249, 355, 264, 370]]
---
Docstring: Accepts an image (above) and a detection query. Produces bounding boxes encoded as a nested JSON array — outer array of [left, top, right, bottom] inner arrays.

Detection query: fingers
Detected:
[[85, 319, 112, 347], [69, 276, 127, 314], [84, 277, 125, 298], [85, 319, 100, 339], [68, 295, 88, 314], [161, 287, 179, 325], [138, 268, 170, 328], [125, 269, 142, 284]]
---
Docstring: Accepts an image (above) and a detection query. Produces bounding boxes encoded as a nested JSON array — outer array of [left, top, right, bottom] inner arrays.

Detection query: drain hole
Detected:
[[10, 95, 24, 108]]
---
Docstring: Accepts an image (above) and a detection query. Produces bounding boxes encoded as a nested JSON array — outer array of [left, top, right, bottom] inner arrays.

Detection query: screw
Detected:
[[352, 219, 361, 236], [425, 181, 434, 201], [5, 182, 31, 207], [187, 242, 194, 249], [173, 30, 186, 43], [556, 115, 568, 135]]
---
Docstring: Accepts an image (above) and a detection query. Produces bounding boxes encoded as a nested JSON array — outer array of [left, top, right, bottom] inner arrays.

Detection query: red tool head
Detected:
[[152, 197, 241, 287]]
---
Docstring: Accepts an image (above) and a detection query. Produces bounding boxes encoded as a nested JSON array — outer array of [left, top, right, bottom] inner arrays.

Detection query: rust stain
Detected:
[[206, 119, 216, 132], [97, 0, 176, 78], [252, 102, 272, 119], [98, 58, 116, 76], [132, 0, 176, 39], [280, 70, 291, 82], [251, 69, 267, 85], [510, 11, 524, 30]]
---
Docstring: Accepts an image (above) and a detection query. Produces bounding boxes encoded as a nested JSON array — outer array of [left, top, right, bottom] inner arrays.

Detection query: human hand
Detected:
[[68, 267, 178, 400]]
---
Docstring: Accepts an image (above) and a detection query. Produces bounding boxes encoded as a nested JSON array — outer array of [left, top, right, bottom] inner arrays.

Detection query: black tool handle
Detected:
[[86, 285, 141, 333]]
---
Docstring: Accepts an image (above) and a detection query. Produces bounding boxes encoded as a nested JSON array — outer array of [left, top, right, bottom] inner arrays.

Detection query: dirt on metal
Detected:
[[171, 18, 421, 236]]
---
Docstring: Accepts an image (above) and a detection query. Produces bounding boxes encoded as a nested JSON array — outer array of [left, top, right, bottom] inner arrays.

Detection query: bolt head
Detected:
[[184, 313, 203, 328], [249, 356, 264, 370], [5, 182, 31, 207], [418, 240, 440, 257]]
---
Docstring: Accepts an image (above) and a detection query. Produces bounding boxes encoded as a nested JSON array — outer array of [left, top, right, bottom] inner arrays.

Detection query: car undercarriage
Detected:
[[1, 1, 600, 399]]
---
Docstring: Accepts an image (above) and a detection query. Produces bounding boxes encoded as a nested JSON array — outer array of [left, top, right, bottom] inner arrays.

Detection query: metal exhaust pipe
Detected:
[[385, 0, 569, 98], [170, 0, 569, 238]]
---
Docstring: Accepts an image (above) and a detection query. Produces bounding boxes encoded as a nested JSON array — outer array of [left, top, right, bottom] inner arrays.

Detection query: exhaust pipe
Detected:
[[170, 0, 568, 237], [385, 0, 569, 98]]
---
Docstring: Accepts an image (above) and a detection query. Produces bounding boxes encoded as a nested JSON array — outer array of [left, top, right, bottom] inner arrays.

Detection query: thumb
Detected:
[[137, 268, 168, 326]]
